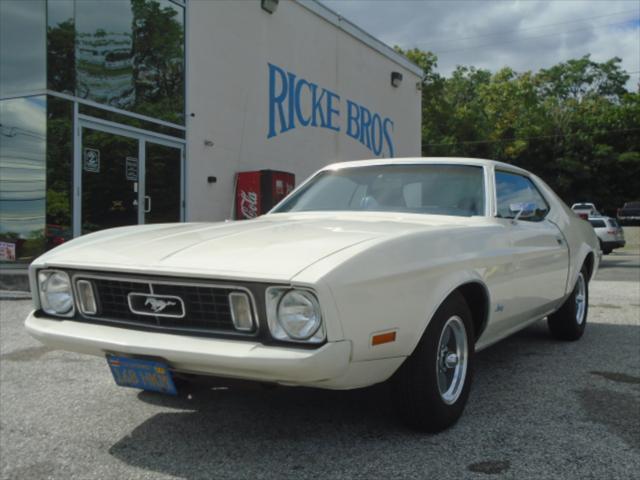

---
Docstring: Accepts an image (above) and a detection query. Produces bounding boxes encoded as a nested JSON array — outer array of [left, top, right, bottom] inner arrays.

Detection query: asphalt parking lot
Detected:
[[1, 235, 638, 479]]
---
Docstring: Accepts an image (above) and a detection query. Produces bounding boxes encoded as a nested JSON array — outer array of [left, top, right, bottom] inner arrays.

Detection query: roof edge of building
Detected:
[[294, 0, 424, 78]]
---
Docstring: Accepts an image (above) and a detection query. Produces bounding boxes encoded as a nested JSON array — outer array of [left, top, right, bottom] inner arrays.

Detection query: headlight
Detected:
[[38, 270, 74, 317], [266, 287, 325, 343]]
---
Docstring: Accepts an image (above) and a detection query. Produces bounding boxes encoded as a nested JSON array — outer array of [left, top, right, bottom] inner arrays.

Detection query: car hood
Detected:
[[34, 213, 475, 281]]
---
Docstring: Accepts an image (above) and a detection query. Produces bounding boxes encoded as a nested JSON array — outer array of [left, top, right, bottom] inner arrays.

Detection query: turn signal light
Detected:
[[229, 292, 254, 331], [372, 331, 396, 346], [77, 279, 97, 315]]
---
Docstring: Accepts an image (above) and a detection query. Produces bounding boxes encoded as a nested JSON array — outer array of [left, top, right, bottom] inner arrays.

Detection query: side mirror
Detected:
[[509, 202, 537, 221]]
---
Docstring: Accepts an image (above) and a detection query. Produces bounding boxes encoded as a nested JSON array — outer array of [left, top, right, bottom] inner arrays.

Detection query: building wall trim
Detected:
[[1, 90, 187, 132]]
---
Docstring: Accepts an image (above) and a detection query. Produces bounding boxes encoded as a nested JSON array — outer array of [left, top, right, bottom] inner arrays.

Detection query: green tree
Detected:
[[131, 0, 185, 124], [396, 46, 640, 213]]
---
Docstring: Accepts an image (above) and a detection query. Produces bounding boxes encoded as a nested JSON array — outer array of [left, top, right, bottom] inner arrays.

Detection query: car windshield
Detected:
[[272, 164, 485, 217]]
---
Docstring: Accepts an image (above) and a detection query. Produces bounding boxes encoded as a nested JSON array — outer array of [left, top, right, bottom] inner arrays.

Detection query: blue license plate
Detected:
[[106, 355, 177, 395]]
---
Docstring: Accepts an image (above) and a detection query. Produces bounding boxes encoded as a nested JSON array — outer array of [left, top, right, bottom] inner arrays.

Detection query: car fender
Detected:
[[409, 270, 491, 356], [532, 175, 599, 291], [295, 229, 500, 363]]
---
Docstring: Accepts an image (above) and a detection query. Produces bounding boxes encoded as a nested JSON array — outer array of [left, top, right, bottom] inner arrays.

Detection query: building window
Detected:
[[46, 96, 74, 248], [0, 0, 46, 98], [47, 0, 76, 94], [0, 97, 47, 264], [75, 0, 185, 124]]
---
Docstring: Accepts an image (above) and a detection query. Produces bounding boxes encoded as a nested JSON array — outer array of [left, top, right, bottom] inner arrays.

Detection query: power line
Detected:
[[423, 127, 640, 147], [432, 18, 637, 55], [424, 9, 639, 48]]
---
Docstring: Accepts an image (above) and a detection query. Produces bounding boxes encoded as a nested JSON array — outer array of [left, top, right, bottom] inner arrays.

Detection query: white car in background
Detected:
[[588, 216, 625, 254], [26, 158, 599, 432], [571, 202, 600, 219]]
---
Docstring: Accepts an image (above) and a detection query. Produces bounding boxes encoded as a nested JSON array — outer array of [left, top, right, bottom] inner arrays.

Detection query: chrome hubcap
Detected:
[[575, 272, 586, 325], [436, 315, 468, 405]]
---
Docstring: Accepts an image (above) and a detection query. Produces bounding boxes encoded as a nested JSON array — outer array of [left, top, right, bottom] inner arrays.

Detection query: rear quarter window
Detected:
[[495, 171, 549, 221]]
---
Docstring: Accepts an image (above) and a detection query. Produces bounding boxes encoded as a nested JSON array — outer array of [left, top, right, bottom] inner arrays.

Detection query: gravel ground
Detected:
[[1, 257, 638, 479]]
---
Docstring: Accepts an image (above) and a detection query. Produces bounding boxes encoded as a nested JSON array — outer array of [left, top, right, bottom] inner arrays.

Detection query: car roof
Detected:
[[322, 157, 531, 176]]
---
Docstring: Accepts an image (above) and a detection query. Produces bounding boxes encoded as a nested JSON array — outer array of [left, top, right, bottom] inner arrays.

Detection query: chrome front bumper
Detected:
[[25, 312, 351, 385]]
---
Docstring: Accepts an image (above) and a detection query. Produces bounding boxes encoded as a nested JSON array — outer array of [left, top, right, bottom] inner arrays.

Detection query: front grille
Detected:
[[94, 279, 150, 322], [75, 275, 254, 335]]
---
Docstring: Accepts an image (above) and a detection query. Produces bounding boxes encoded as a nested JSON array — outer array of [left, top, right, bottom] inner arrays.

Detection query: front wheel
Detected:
[[393, 292, 474, 432], [547, 266, 589, 341]]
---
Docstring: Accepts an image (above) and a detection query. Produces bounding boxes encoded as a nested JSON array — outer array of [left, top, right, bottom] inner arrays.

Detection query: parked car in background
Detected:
[[588, 216, 625, 254], [617, 201, 640, 225], [572, 202, 600, 219], [25, 158, 599, 432]]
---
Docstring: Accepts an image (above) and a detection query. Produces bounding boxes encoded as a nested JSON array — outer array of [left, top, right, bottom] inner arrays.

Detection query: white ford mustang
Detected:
[[26, 158, 599, 432]]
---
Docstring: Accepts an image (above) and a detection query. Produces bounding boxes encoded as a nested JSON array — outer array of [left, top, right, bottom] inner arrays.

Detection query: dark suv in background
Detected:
[[617, 201, 640, 225]]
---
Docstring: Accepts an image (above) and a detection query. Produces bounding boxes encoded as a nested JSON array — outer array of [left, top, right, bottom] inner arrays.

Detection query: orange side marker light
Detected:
[[372, 331, 396, 346]]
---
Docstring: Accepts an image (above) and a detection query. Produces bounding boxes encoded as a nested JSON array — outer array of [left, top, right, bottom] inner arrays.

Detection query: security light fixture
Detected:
[[261, 0, 279, 14], [391, 71, 403, 87]]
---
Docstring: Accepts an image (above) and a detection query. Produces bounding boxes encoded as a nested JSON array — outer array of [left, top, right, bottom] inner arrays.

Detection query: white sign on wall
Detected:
[[0, 241, 16, 261], [83, 148, 100, 173]]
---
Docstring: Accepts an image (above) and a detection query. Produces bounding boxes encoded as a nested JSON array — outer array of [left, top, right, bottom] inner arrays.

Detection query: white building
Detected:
[[187, 0, 422, 221]]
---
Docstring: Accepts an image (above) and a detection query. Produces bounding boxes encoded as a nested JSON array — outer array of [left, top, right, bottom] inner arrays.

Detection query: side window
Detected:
[[495, 171, 549, 222]]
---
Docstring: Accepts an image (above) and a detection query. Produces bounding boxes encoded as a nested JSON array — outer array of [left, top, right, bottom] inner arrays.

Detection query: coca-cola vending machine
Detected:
[[235, 170, 295, 219]]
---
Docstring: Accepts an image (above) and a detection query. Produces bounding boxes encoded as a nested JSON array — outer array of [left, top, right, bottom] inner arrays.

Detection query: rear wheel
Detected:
[[548, 266, 588, 341], [393, 292, 474, 432]]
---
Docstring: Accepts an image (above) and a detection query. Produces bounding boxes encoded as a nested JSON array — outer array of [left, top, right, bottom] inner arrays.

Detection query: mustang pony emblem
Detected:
[[144, 297, 177, 313]]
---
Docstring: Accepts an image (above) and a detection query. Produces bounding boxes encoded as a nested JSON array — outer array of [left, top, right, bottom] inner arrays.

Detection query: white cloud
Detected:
[[320, 0, 640, 90]]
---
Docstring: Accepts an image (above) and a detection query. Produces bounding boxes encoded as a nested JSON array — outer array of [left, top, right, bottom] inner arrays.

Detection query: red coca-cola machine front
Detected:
[[235, 170, 295, 219]]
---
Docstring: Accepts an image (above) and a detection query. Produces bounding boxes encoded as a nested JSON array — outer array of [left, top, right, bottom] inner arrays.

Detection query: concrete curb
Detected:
[[0, 290, 31, 300]]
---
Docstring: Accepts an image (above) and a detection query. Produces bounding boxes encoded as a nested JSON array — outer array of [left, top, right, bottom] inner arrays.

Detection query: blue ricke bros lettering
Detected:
[[268, 63, 395, 157]]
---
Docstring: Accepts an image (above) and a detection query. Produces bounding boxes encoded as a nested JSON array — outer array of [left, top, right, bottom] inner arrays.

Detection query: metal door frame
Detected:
[[73, 109, 185, 237]]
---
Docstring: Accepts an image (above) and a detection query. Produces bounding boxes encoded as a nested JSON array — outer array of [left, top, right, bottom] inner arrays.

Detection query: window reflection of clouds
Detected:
[[76, 0, 133, 32], [0, 0, 46, 97], [47, 0, 74, 27], [76, 0, 134, 107], [0, 97, 46, 241], [75, 0, 185, 123]]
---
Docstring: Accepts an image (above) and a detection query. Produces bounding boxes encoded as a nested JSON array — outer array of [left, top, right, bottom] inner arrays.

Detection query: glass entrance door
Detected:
[[81, 128, 139, 234], [145, 142, 182, 224], [76, 121, 183, 236]]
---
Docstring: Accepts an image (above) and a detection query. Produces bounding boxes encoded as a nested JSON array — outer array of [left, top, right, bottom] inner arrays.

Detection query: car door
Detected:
[[492, 170, 569, 332]]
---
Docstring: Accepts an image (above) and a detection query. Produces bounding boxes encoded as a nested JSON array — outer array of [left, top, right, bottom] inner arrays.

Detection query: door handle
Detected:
[[556, 236, 564, 245], [144, 195, 151, 213]]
